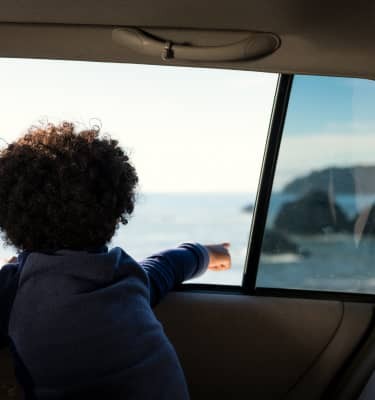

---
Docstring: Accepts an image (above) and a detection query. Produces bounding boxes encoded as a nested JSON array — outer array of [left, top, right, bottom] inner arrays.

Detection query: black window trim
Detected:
[[179, 283, 375, 303], [241, 73, 294, 293]]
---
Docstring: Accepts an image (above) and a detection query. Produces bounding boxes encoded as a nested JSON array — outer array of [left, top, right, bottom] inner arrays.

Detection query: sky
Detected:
[[284, 76, 375, 136], [0, 58, 374, 193], [0, 58, 277, 193], [275, 75, 375, 189]]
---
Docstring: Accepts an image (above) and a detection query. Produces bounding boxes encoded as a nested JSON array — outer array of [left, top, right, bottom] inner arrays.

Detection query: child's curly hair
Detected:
[[0, 122, 138, 252]]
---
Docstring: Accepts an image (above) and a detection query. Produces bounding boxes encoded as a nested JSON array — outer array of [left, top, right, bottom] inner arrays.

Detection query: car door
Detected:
[[1, 29, 375, 400]]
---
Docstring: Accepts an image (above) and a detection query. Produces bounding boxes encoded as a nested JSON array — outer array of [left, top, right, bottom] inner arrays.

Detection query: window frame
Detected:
[[183, 73, 375, 303]]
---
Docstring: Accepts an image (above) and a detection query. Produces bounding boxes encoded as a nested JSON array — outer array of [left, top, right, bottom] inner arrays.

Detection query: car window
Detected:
[[0, 58, 278, 285], [257, 75, 375, 293]]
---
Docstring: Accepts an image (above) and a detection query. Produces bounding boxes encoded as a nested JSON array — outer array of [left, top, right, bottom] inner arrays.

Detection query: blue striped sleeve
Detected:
[[139, 243, 209, 306]]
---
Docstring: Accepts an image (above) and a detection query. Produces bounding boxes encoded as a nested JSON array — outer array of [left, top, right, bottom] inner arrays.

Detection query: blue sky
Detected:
[[285, 75, 375, 136]]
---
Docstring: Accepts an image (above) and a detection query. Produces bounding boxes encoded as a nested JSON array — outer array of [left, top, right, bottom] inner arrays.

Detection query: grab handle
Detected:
[[112, 28, 280, 62]]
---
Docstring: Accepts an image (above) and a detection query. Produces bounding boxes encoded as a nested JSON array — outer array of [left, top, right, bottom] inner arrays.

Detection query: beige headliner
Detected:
[[0, 0, 374, 79]]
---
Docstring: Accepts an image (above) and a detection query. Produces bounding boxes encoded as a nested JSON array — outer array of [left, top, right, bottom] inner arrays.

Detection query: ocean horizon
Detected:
[[2, 191, 375, 292]]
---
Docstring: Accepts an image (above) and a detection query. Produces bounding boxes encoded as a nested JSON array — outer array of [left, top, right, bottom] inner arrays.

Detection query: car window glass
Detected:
[[257, 75, 375, 293]]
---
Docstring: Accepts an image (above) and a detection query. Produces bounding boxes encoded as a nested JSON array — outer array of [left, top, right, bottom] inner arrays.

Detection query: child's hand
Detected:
[[205, 243, 231, 271]]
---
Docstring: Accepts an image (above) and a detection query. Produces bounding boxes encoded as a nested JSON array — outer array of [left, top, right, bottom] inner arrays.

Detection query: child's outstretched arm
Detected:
[[140, 243, 231, 307]]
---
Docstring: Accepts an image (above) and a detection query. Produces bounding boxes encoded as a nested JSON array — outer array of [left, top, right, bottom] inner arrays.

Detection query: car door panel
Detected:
[[155, 293, 373, 399], [0, 293, 372, 400]]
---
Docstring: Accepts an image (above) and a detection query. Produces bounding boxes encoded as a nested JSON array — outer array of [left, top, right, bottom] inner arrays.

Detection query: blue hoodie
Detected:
[[0, 243, 209, 399]]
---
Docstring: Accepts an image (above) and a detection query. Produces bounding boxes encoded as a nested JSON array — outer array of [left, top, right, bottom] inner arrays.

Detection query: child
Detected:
[[0, 122, 231, 399]]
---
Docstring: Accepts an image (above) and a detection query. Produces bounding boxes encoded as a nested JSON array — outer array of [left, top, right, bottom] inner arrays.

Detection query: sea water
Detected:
[[111, 193, 254, 286], [113, 192, 375, 292], [1, 192, 375, 293], [259, 192, 375, 293]]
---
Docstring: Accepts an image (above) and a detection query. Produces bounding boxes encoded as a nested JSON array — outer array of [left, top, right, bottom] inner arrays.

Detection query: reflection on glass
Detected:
[[257, 75, 375, 293]]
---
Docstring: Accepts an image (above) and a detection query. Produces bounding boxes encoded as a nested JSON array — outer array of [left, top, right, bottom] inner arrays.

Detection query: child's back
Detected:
[[9, 247, 203, 399], [0, 123, 230, 399]]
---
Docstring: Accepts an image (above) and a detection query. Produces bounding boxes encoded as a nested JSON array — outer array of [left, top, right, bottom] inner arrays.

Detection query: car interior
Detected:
[[1, 1, 375, 399]]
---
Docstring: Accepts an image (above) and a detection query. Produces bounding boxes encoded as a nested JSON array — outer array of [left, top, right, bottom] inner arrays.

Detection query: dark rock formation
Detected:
[[274, 190, 352, 234], [283, 166, 375, 195], [262, 229, 299, 254], [242, 204, 254, 213]]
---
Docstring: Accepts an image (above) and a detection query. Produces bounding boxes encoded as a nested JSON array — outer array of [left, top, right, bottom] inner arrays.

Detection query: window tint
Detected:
[[0, 58, 277, 285], [257, 75, 375, 293]]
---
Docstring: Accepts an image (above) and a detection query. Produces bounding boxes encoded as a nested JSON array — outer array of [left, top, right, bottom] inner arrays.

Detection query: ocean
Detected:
[[114, 192, 375, 293], [2, 192, 375, 293], [260, 192, 375, 293], [111, 192, 253, 286]]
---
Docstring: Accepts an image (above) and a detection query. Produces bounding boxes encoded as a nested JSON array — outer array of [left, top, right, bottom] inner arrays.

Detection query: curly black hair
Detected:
[[0, 122, 138, 252]]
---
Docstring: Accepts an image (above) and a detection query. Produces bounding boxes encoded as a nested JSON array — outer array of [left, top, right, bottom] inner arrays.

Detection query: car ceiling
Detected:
[[0, 0, 374, 79]]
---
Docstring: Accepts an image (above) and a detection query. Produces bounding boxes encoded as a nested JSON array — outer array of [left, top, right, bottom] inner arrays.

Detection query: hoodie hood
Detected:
[[17, 247, 145, 294]]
